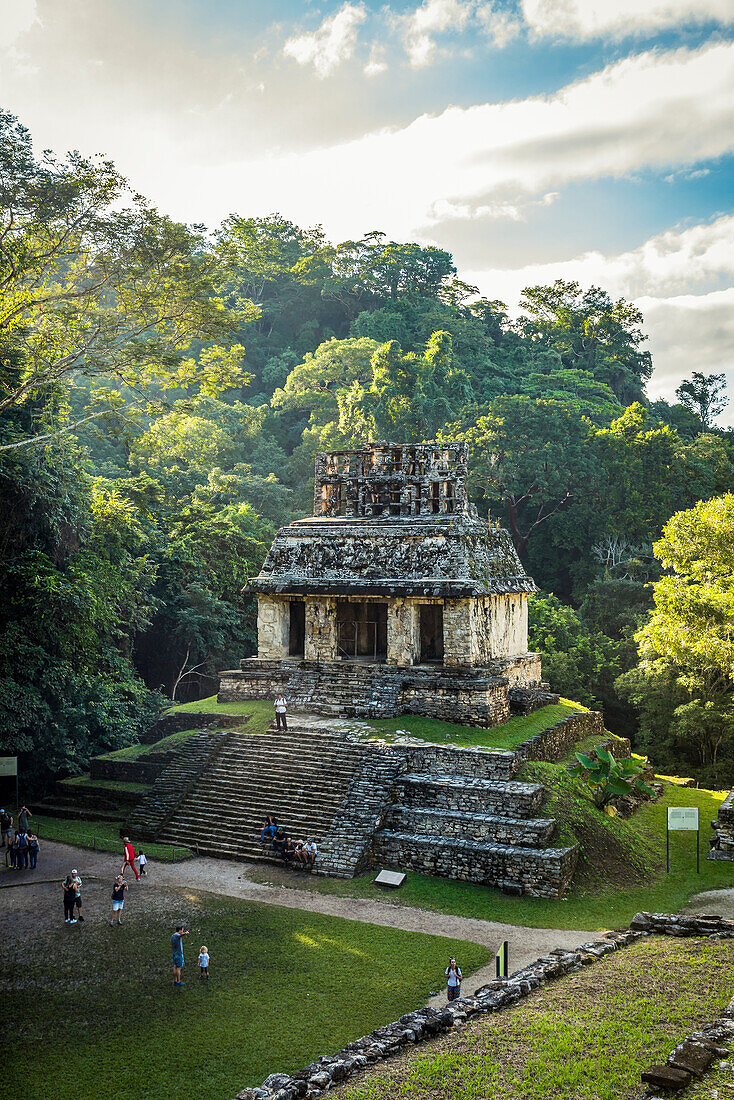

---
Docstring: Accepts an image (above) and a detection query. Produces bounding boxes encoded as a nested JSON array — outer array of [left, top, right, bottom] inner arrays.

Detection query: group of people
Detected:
[[260, 815, 318, 868], [1, 805, 40, 870], [60, 837, 148, 927]]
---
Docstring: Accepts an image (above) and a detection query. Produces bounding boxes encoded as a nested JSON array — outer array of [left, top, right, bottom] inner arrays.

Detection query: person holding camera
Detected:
[[171, 923, 189, 986]]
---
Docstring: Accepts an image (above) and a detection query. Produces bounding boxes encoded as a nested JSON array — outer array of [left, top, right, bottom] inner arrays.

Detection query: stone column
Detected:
[[443, 599, 473, 665], [387, 599, 419, 666], [257, 596, 290, 659], [304, 597, 338, 661]]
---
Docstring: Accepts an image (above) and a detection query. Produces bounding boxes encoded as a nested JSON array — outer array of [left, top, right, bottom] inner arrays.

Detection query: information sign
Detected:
[[667, 807, 699, 831]]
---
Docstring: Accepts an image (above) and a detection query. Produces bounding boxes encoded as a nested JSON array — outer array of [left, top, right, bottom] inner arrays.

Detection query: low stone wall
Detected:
[[314, 746, 404, 879], [399, 673, 509, 728], [385, 805, 555, 847], [141, 711, 246, 744], [90, 758, 164, 783], [395, 743, 518, 782], [517, 710, 631, 763], [395, 774, 545, 818], [234, 912, 734, 1100], [373, 831, 578, 898], [708, 788, 734, 861]]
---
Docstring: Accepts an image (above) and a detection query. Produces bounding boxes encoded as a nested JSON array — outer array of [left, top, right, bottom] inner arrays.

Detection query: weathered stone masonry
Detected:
[[220, 441, 544, 726]]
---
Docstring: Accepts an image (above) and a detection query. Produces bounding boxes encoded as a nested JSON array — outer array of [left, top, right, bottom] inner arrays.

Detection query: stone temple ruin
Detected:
[[219, 441, 549, 724]]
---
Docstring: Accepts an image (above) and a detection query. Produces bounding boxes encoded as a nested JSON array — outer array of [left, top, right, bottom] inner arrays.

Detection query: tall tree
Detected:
[[518, 280, 652, 405], [0, 111, 254, 452], [675, 371, 728, 430]]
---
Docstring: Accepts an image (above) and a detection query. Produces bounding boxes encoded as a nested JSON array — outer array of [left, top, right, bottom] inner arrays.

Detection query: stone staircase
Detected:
[[372, 746, 578, 898], [155, 725, 367, 863], [127, 728, 231, 839]]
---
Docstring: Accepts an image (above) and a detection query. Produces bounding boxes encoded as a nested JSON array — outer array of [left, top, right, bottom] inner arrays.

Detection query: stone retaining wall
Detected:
[[395, 743, 518, 781], [395, 774, 545, 818], [385, 805, 555, 847], [90, 758, 164, 783], [373, 831, 578, 897], [516, 710, 631, 764], [234, 912, 734, 1100]]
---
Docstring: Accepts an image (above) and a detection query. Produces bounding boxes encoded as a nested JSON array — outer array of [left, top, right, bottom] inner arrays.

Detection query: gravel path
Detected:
[[0, 839, 597, 1004]]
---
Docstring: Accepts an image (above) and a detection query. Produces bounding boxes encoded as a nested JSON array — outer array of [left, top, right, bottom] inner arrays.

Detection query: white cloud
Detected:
[[364, 46, 388, 77], [283, 3, 367, 78], [403, 0, 477, 67], [0, 0, 37, 49], [476, 3, 522, 47], [522, 0, 734, 41], [176, 42, 734, 243]]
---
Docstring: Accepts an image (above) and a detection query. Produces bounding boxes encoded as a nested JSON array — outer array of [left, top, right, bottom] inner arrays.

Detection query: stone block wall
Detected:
[[709, 788, 734, 861], [517, 710, 607, 762], [90, 758, 164, 784], [395, 743, 518, 781], [373, 832, 578, 898], [395, 774, 545, 818], [386, 598, 420, 665], [304, 597, 338, 661], [257, 596, 290, 659], [386, 805, 555, 847]]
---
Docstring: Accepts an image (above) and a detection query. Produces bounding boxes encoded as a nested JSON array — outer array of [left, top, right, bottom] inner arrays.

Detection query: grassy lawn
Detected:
[[58, 776, 152, 795], [96, 727, 202, 761], [364, 700, 586, 751], [338, 936, 733, 1100], [250, 779, 734, 930], [170, 695, 273, 729], [3, 887, 491, 1100], [30, 813, 192, 861]]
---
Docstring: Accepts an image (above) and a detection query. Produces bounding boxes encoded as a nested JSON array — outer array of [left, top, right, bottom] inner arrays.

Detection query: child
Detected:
[[198, 945, 210, 980], [138, 850, 147, 876]]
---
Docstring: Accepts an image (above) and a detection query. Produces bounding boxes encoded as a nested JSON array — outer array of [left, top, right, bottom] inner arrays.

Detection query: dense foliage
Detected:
[[1, 111, 732, 787]]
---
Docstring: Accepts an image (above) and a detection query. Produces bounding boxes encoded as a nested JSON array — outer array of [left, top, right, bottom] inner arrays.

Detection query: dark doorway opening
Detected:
[[336, 601, 387, 660], [289, 599, 305, 657], [419, 604, 444, 663]]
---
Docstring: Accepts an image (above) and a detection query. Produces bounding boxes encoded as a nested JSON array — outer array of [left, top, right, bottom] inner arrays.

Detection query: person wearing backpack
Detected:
[[27, 832, 39, 869], [445, 957, 462, 1001], [0, 809, 11, 848], [15, 829, 28, 870]]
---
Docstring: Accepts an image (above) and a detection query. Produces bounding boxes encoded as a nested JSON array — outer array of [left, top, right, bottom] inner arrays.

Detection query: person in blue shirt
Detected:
[[171, 923, 189, 986]]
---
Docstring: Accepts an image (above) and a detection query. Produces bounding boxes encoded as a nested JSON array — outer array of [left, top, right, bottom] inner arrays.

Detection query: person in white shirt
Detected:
[[302, 839, 317, 867], [198, 945, 210, 980], [274, 693, 288, 730], [138, 851, 148, 876]]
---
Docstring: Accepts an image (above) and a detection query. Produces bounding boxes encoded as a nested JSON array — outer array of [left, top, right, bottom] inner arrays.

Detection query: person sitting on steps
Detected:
[[261, 813, 278, 846], [281, 835, 296, 866], [274, 693, 287, 730], [302, 838, 318, 868], [272, 827, 286, 858]]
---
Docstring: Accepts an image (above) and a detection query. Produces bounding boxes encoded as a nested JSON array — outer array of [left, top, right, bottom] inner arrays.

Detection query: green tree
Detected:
[[675, 371, 728, 430], [620, 494, 734, 773], [454, 396, 594, 559], [0, 111, 255, 452], [518, 280, 652, 405]]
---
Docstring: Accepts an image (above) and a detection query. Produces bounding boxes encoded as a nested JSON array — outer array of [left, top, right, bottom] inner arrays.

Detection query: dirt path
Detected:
[[0, 839, 597, 1004], [682, 885, 734, 919]]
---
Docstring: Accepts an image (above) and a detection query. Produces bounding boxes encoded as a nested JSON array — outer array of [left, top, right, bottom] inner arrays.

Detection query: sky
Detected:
[[1, 0, 733, 422]]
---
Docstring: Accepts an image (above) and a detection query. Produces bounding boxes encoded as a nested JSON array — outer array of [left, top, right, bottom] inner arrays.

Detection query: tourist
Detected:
[[198, 945, 210, 980], [63, 874, 77, 923], [0, 808, 11, 847], [121, 836, 140, 880], [171, 923, 188, 986], [27, 832, 39, 869], [71, 868, 85, 921], [292, 838, 306, 864], [138, 850, 148, 876], [5, 826, 15, 867], [302, 838, 318, 868], [260, 814, 278, 844], [282, 835, 296, 865], [272, 827, 286, 857], [274, 693, 288, 730], [445, 957, 462, 1001], [15, 828, 28, 870], [109, 874, 128, 925], [18, 804, 32, 833]]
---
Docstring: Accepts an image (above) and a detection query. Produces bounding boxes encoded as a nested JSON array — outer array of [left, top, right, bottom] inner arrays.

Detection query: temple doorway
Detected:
[[419, 604, 444, 663], [336, 601, 387, 661], [288, 599, 305, 657]]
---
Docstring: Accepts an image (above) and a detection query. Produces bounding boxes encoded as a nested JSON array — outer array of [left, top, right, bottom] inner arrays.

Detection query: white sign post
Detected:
[[0, 756, 18, 811], [667, 807, 700, 873]]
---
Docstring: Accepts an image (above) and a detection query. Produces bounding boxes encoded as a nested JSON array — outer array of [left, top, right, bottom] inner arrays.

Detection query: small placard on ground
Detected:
[[374, 869, 406, 888]]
